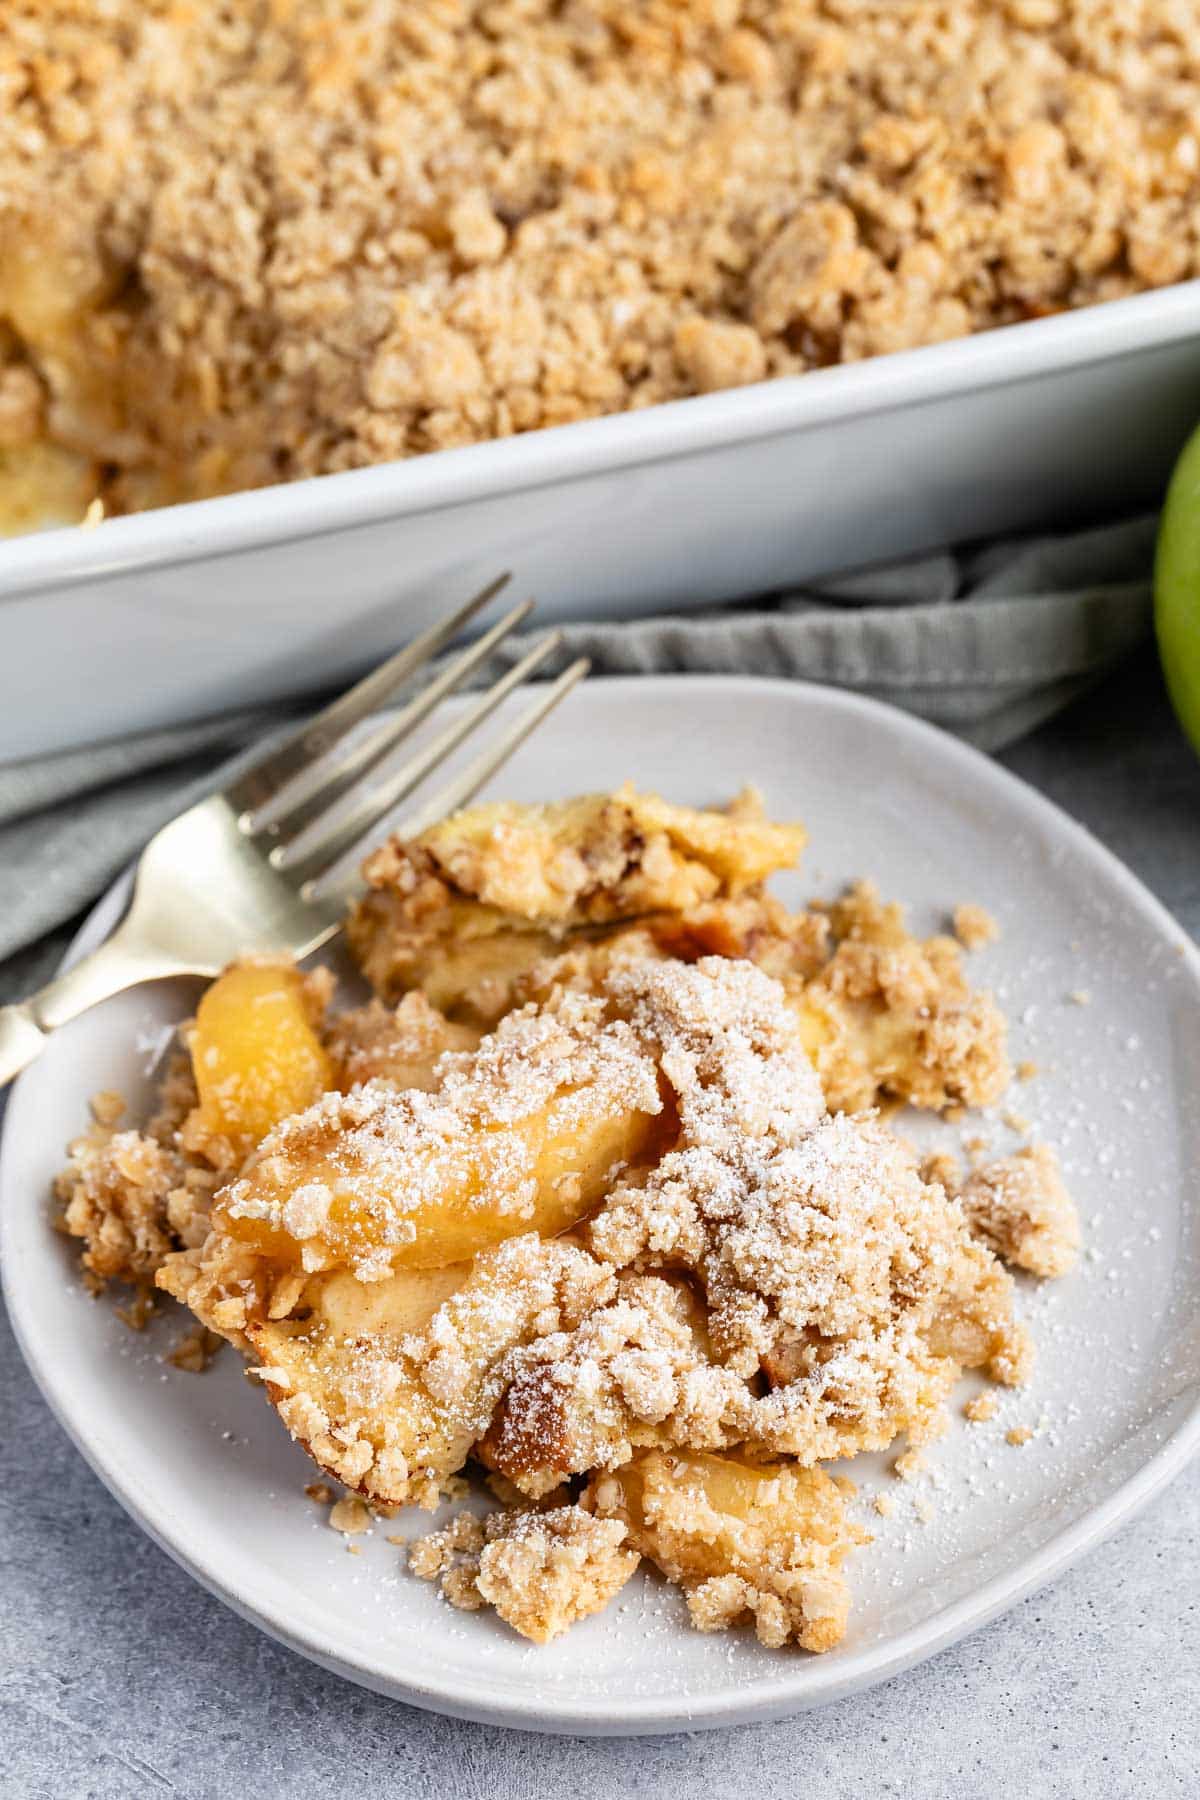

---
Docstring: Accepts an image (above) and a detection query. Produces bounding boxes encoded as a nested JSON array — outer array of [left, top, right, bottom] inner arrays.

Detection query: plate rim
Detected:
[[3, 671, 1199, 1735]]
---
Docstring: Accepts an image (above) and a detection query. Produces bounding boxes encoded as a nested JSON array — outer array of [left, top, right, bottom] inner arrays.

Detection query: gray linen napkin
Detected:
[[0, 513, 1157, 998]]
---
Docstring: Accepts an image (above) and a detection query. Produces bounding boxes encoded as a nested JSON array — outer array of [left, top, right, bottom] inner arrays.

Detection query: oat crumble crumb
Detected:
[[408, 1505, 638, 1643], [329, 1496, 372, 1535], [114, 1288, 157, 1331], [953, 905, 1000, 951], [961, 1145, 1081, 1278], [167, 1326, 223, 1373]]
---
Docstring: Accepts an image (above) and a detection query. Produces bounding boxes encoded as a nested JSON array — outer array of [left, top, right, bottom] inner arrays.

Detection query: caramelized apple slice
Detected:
[[347, 786, 806, 1017], [593, 1448, 861, 1652], [188, 962, 332, 1154], [305, 1264, 472, 1338], [213, 992, 666, 1276]]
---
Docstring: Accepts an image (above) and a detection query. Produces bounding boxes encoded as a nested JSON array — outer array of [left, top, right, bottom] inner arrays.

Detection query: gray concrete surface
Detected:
[[1, 648, 1197, 1800]]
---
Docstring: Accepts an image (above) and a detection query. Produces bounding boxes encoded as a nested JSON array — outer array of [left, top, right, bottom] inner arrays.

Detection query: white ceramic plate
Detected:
[[3, 676, 1199, 1735]]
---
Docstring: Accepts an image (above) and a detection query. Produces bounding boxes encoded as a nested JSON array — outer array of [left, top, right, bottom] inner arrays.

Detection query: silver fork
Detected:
[[0, 576, 589, 1087]]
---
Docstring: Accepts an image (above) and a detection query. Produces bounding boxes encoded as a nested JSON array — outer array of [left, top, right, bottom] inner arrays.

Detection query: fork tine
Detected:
[[273, 630, 565, 875], [245, 595, 536, 838], [305, 656, 591, 905], [224, 572, 511, 824]]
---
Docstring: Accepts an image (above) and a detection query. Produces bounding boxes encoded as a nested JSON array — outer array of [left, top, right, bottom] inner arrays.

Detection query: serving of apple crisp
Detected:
[[57, 786, 1079, 1652], [4, 1, 1199, 527]]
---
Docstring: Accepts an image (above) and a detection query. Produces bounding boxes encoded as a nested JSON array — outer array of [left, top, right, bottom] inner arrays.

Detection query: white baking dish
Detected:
[[3, 282, 1199, 763]]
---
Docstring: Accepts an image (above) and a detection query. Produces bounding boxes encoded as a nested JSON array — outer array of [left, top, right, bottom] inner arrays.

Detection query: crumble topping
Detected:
[[958, 1144, 1082, 1279], [166, 956, 1036, 1527], [55, 1054, 214, 1292], [4, 3, 1200, 521], [324, 992, 480, 1092], [166, 1326, 223, 1374], [55, 965, 336, 1293], [410, 1505, 640, 1643], [417, 786, 805, 922], [802, 881, 1011, 1113]]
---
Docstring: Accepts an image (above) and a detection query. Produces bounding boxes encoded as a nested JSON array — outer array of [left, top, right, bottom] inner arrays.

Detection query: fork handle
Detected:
[[0, 934, 180, 1090], [0, 1005, 50, 1088]]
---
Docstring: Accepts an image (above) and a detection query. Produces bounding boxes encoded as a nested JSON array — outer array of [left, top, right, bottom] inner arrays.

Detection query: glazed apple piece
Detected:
[[592, 1448, 863, 1652], [209, 989, 667, 1277], [187, 962, 332, 1156], [347, 786, 805, 1019]]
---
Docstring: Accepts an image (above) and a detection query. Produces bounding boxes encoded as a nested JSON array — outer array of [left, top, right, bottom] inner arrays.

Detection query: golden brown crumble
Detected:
[[801, 881, 1011, 1113], [55, 1052, 213, 1292], [56, 786, 1081, 1655], [964, 1390, 998, 1424], [165, 957, 1032, 1525], [167, 1326, 223, 1374], [329, 1495, 372, 1535], [409, 1505, 640, 1642], [4, 3, 1200, 523], [932, 1144, 1081, 1279], [350, 801, 1010, 1120], [954, 904, 1001, 951]]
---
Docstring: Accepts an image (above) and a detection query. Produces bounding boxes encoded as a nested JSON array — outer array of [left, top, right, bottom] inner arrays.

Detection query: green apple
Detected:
[[1155, 421, 1200, 755]]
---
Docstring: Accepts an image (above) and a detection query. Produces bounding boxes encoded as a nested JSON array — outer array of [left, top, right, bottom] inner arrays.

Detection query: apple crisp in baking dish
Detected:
[[2, 1, 1199, 529], [57, 788, 1079, 1650]]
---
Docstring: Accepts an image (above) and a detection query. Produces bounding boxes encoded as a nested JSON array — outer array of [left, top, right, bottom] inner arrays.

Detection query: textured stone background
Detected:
[[2, 649, 1197, 1799]]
